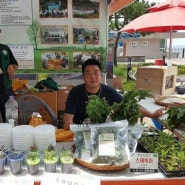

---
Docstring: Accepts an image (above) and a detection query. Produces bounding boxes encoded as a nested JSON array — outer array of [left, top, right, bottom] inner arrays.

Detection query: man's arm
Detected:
[[7, 46, 18, 80], [63, 113, 74, 130], [140, 106, 165, 118]]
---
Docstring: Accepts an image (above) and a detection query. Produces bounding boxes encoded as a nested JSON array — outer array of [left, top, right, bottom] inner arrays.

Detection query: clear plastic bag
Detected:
[[70, 124, 91, 159], [89, 120, 130, 166], [128, 123, 144, 154]]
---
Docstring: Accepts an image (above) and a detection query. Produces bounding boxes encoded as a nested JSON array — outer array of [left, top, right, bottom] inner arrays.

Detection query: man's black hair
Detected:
[[82, 58, 102, 74]]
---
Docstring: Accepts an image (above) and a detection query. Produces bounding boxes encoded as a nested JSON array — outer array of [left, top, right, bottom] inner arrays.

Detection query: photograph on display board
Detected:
[[73, 26, 99, 45], [39, 0, 68, 18], [73, 51, 100, 69], [72, 0, 100, 19], [40, 25, 68, 44], [41, 51, 69, 70]]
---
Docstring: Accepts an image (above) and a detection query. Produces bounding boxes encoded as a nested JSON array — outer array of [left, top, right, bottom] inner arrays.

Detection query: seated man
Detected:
[[63, 58, 165, 129]]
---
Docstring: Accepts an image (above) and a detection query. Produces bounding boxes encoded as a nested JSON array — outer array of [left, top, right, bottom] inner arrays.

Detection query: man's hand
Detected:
[[140, 106, 166, 118], [152, 107, 166, 118], [7, 64, 17, 80], [63, 113, 74, 130], [63, 122, 73, 130]]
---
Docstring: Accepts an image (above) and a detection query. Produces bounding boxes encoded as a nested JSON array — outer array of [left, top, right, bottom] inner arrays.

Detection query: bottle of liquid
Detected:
[[5, 95, 18, 126]]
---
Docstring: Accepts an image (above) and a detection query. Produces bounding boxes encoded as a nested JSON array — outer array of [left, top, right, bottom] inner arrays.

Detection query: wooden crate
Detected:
[[57, 85, 74, 111], [136, 66, 178, 96], [57, 85, 74, 128]]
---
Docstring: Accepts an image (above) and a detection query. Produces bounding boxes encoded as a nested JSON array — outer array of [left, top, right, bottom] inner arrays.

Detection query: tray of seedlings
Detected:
[[137, 130, 185, 177]]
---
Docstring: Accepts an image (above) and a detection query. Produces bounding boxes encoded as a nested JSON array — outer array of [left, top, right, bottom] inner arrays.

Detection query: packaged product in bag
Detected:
[[70, 124, 91, 160], [89, 120, 130, 166]]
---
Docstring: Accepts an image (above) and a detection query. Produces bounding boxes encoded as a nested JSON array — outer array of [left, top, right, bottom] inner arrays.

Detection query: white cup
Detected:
[[8, 119, 15, 127]]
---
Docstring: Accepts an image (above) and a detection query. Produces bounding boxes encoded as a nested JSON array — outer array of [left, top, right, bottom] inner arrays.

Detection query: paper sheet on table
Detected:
[[139, 98, 163, 112], [41, 173, 100, 185], [2, 176, 34, 185]]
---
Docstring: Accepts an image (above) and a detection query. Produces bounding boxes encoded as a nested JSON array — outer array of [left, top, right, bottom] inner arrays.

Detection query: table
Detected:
[[2, 110, 185, 185], [139, 96, 185, 138], [139, 97, 166, 126], [0, 139, 185, 185], [1, 161, 185, 185]]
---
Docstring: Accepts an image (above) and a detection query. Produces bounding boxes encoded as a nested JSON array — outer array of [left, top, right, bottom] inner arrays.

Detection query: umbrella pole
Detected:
[[169, 28, 172, 59]]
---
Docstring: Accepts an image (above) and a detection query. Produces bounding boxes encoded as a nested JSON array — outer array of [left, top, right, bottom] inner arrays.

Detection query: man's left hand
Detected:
[[7, 64, 16, 80]]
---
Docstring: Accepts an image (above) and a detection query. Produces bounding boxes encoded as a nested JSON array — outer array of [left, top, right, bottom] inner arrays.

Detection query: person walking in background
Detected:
[[0, 29, 18, 122], [63, 58, 165, 130]]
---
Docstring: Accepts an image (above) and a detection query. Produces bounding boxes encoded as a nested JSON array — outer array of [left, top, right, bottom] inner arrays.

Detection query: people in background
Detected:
[[0, 29, 18, 122], [93, 36, 99, 44], [63, 58, 165, 130]]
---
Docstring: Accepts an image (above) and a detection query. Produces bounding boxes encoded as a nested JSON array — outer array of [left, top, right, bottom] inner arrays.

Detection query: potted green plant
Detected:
[[164, 104, 185, 132], [25, 145, 41, 175], [43, 144, 58, 173], [0, 145, 7, 175], [86, 95, 111, 123], [60, 150, 74, 174], [86, 89, 151, 125], [85, 89, 150, 156], [7, 151, 24, 175], [109, 89, 151, 125]]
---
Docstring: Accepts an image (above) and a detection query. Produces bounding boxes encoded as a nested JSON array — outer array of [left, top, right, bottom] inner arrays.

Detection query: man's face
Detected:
[[83, 65, 102, 88]]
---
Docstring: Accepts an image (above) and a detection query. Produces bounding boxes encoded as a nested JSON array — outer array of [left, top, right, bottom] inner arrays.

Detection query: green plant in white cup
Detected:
[[26, 145, 41, 175], [43, 144, 58, 173]]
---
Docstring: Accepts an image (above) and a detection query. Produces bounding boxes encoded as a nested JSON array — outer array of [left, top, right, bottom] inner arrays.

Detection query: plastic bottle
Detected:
[[5, 96, 18, 126]]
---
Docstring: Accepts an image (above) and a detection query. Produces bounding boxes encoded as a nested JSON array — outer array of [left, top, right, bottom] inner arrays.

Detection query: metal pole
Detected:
[[127, 57, 132, 81], [168, 29, 172, 59]]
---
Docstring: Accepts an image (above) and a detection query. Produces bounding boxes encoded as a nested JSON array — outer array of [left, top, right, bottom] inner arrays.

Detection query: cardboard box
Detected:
[[136, 66, 178, 96], [57, 85, 74, 111], [113, 76, 123, 90]]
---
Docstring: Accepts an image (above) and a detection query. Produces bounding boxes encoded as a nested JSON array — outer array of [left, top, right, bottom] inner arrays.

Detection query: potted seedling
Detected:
[[25, 145, 41, 175], [43, 144, 58, 173], [60, 150, 74, 174], [0, 145, 7, 174], [7, 151, 24, 175]]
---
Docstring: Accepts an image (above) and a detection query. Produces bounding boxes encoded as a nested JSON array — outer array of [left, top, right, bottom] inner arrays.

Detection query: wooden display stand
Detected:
[[113, 76, 123, 90], [136, 66, 178, 96], [57, 85, 74, 128], [29, 91, 58, 114], [57, 85, 74, 111]]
